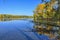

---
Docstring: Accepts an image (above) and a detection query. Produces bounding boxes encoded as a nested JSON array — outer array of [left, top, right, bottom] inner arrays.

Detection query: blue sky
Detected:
[[0, 0, 43, 16]]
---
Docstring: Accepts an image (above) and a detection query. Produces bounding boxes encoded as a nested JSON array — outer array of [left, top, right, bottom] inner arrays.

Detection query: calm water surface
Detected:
[[0, 19, 49, 40]]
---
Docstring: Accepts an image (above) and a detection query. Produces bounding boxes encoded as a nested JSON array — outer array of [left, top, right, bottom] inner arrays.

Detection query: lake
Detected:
[[0, 19, 50, 40]]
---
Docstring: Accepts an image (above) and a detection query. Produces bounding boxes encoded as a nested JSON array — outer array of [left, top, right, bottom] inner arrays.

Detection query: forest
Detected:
[[33, 0, 60, 35]]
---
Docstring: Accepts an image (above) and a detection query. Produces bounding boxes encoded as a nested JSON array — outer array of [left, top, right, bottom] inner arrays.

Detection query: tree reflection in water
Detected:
[[33, 23, 60, 40]]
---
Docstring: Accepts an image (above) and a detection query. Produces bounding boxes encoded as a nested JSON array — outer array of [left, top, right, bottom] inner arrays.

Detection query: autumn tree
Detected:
[[33, 0, 59, 21]]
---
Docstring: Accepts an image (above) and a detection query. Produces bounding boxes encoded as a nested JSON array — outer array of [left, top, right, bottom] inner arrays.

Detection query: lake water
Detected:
[[0, 19, 50, 40]]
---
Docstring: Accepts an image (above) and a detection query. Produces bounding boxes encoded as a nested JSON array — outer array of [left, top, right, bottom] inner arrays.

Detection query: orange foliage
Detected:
[[36, 4, 45, 10]]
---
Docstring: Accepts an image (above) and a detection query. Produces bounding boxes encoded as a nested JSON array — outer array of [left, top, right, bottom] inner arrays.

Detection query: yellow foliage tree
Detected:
[[34, 0, 56, 18]]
